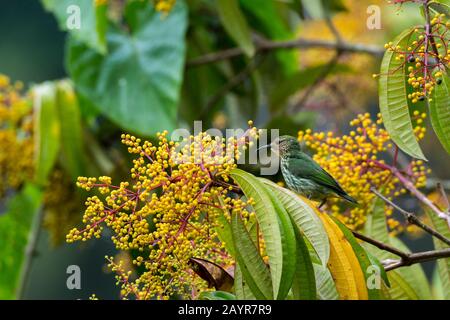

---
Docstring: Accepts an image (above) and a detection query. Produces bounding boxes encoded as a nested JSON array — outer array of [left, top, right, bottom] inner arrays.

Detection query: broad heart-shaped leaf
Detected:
[[41, 0, 107, 53], [425, 205, 450, 299], [430, 75, 450, 155], [67, 1, 187, 136], [231, 212, 273, 299], [230, 169, 296, 299], [379, 27, 427, 160], [32, 83, 61, 185], [0, 184, 42, 299], [260, 178, 330, 266], [56, 80, 88, 179], [217, 0, 255, 57]]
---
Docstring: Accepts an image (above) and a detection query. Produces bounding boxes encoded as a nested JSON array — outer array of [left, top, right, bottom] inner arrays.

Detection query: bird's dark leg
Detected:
[[318, 198, 327, 209]]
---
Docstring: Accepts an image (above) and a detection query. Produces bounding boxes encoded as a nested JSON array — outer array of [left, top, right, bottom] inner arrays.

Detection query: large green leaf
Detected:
[[231, 212, 273, 299], [364, 195, 426, 299], [291, 228, 316, 300], [33, 83, 61, 185], [387, 270, 419, 300], [389, 237, 431, 299], [379, 28, 426, 160], [56, 80, 87, 179], [67, 0, 188, 136], [217, 0, 255, 57], [313, 262, 339, 300], [41, 0, 107, 53], [430, 75, 450, 155], [261, 179, 330, 266], [425, 207, 450, 299], [230, 169, 295, 299], [0, 185, 42, 299], [234, 264, 257, 299]]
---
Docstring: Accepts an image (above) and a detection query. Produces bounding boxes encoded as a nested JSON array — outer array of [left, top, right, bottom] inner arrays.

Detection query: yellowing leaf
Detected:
[[317, 212, 367, 300]]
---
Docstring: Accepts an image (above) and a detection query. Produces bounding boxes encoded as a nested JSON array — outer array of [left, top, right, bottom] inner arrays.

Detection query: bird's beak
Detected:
[[257, 144, 270, 151]]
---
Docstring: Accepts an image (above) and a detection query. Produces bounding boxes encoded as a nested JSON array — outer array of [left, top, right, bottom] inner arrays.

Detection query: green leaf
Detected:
[[291, 228, 316, 300], [430, 75, 450, 155], [379, 27, 427, 160], [330, 217, 383, 300], [364, 194, 391, 259], [234, 264, 257, 299], [56, 80, 87, 179], [389, 237, 431, 299], [426, 206, 450, 299], [260, 179, 330, 266], [387, 270, 419, 300], [33, 82, 61, 185], [0, 184, 42, 299], [230, 169, 296, 299], [266, 191, 297, 299], [231, 212, 273, 299], [217, 0, 255, 57], [67, 0, 188, 136], [41, 0, 107, 53], [313, 262, 339, 300], [239, 0, 296, 75], [429, 1, 450, 17], [198, 291, 236, 300], [213, 197, 235, 257]]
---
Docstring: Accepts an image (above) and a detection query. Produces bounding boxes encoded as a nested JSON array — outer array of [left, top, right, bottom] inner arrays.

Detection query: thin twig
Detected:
[[352, 231, 409, 259], [187, 37, 384, 67], [384, 248, 450, 271], [437, 182, 450, 212], [371, 188, 450, 246]]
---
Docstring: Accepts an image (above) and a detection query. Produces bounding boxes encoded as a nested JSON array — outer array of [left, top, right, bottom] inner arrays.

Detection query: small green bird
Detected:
[[260, 135, 357, 207]]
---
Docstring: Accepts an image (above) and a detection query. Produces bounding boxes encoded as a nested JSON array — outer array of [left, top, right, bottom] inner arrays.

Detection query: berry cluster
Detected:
[[385, 13, 450, 103], [68, 125, 258, 299]]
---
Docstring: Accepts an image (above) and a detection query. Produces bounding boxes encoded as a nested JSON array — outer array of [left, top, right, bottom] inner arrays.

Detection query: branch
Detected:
[[371, 187, 450, 246], [187, 37, 384, 67], [352, 230, 450, 272], [384, 248, 450, 271], [352, 231, 409, 259], [390, 167, 450, 227]]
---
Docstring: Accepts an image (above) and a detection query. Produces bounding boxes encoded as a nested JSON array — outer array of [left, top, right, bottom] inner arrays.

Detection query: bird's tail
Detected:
[[340, 192, 358, 205]]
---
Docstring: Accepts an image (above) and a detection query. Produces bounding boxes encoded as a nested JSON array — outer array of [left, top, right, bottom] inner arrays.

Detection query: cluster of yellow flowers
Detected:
[[154, 0, 176, 13], [0, 75, 34, 199], [67, 126, 258, 299], [298, 113, 429, 233], [385, 13, 450, 103]]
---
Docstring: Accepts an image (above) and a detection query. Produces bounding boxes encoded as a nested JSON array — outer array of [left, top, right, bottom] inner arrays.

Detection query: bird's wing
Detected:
[[287, 153, 347, 195]]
